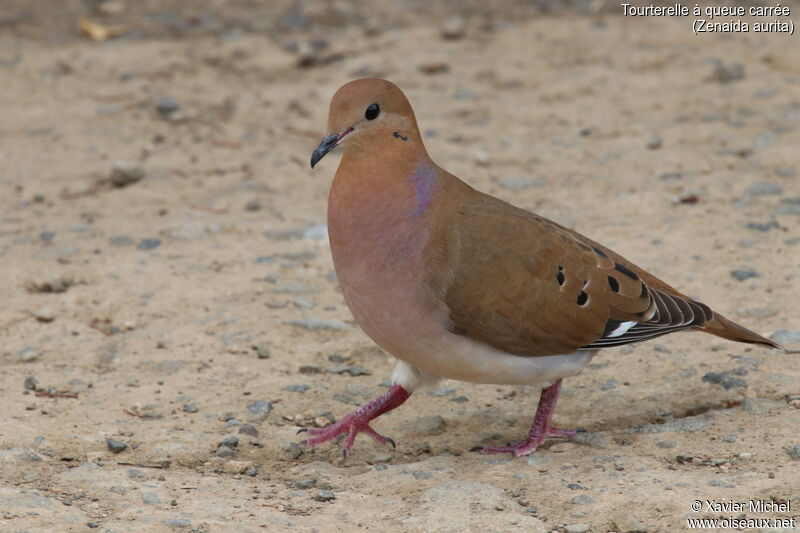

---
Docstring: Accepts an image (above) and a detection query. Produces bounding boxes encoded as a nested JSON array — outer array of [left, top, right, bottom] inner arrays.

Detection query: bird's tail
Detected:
[[699, 313, 784, 351]]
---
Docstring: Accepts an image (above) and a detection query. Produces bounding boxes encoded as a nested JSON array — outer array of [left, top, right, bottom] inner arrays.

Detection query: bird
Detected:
[[303, 78, 782, 458]]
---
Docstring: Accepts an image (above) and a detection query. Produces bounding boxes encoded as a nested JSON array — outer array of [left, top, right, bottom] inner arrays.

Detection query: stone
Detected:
[[24, 376, 38, 390], [785, 445, 800, 460], [255, 344, 271, 359], [565, 525, 590, 533], [369, 453, 393, 464], [219, 436, 239, 448], [141, 492, 161, 505], [18, 347, 42, 362], [295, 478, 316, 489], [216, 445, 235, 458], [571, 494, 594, 505], [636, 419, 708, 433], [730, 269, 759, 281], [441, 17, 466, 39], [612, 513, 648, 532], [156, 97, 180, 118], [246, 400, 272, 422], [34, 307, 56, 322], [285, 318, 348, 331], [137, 238, 162, 251], [238, 424, 258, 437], [770, 330, 800, 345], [313, 489, 336, 502], [280, 441, 302, 460], [106, 439, 127, 453], [110, 162, 145, 187]]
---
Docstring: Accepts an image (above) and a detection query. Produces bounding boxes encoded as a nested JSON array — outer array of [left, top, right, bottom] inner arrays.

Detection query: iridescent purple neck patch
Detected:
[[408, 162, 437, 217]]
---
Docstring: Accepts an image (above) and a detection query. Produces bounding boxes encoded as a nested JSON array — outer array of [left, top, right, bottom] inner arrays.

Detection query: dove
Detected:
[[303, 78, 781, 457]]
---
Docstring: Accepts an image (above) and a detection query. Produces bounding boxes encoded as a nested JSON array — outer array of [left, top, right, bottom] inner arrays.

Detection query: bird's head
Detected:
[[310, 78, 422, 168]]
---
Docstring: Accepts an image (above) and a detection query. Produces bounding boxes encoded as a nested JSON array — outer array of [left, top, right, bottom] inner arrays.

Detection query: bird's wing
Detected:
[[441, 190, 776, 357]]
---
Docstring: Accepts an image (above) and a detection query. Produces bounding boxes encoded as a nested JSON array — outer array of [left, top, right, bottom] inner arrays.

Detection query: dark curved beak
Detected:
[[310, 127, 353, 169]]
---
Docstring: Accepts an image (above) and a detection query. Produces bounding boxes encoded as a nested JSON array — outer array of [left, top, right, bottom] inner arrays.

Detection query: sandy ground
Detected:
[[1, 2, 800, 532]]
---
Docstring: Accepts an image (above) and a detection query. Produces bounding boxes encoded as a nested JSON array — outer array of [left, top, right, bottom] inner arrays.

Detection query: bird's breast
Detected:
[[327, 167, 445, 356]]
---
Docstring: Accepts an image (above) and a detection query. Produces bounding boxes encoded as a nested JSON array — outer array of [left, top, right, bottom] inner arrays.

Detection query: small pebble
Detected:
[[24, 376, 38, 390], [238, 424, 258, 437], [730, 269, 759, 282], [280, 441, 302, 460], [34, 307, 56, 323], [296, 478, 316, 489], [571, 494, 594, 505], [785, 445, 800, 460], [565, 524, 590, 533], [110, 162, 145, 187], [441, 16, 466, 39], [255, 345, 271, 359], [313, 489, 336, 502], [106, 438, 127, 454], [156, 97, 180, 118], [219, 436, 239, 448], [216, 445, 235, 458], [137, 238, 162, 251], [182, 404, 198, 413]]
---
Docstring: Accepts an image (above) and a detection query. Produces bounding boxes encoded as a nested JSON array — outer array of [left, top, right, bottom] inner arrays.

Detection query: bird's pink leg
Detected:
[[299, 384, 411, 457], [483, 379, 576, 457]]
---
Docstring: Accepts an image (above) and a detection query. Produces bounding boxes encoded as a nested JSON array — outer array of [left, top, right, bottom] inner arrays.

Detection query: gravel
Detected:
[[770, 330, 800, 345], [110, 162, 145, 187], [137, 238, 162, 251], [155, 97, 180, 118], [571, 494, 594, 505], [246, 400, 272, 422], [106, 438, 127, 453], [313, 489, 336, 502], [216, 445, 235, 458], [254, 345, 271, 359], [785, 445, 800, 460], [280, 441, 302, 460], [219, 436, 239, 448], [730, 268, 759, 281], [238, 424, 258, 437], [285, 318, 348, 331]]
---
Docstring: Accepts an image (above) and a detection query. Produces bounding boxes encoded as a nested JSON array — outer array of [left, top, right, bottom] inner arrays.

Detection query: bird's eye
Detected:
[[365, 103, 380, 120]]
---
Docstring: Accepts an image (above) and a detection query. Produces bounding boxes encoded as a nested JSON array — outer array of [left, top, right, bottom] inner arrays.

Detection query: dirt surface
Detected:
[[2, 2, 800, 532]]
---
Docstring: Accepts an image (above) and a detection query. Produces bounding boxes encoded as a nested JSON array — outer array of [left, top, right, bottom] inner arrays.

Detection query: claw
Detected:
[[386, 437, 396, 449], [297, 428, 309, 435], [299, 439, 309, 447]]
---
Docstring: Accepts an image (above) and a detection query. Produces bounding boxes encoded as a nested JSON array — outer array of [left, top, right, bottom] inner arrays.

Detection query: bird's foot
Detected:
[[481, 379, 573, 457], [482, 426, 576, 457], [298, 384, 410, 458]]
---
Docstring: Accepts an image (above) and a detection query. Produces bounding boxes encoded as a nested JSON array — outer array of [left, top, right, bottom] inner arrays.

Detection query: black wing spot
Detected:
[[592, 246, 608, 258], [392, 131, 409, 142], [614, 262, 639, 280], [602, 319, 623, 337], [556, 266, 565, 286], [576, 291, 589, 306], [607, 276, 619, 293]]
